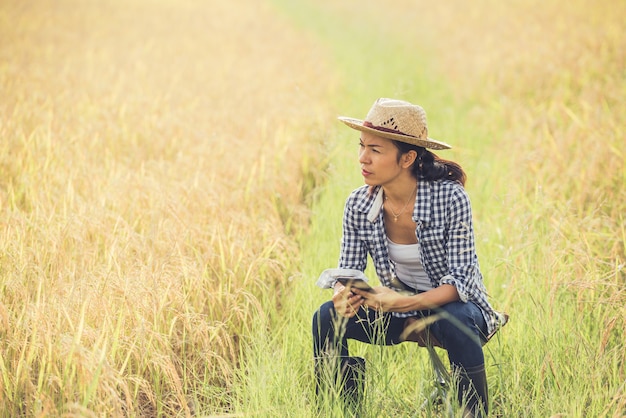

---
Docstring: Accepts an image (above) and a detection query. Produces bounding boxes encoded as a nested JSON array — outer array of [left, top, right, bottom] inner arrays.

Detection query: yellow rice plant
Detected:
[[0, 0, 334, 415]]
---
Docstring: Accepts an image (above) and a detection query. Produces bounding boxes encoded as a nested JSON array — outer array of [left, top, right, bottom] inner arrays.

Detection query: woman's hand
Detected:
[[352, 286, 406, 312], [332, 283, 365, 318]]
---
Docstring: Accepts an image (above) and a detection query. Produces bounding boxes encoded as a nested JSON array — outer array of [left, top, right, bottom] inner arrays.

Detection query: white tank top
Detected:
[[387, 238, 433, 291]]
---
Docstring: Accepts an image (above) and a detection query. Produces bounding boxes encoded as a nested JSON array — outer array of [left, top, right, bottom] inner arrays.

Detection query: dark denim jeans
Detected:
[[312, 299, 488, 369]]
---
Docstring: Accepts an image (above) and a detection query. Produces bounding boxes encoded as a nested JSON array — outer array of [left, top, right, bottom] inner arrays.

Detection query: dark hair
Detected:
[[393, 140, 466, 186]]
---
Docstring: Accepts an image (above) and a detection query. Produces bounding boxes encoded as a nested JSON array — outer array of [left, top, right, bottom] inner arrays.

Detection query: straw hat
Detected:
[[338, 98, 451, 150]]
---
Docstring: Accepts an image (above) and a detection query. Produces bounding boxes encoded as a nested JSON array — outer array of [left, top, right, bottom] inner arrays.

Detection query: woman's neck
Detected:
[[382, 178, 418, 204]]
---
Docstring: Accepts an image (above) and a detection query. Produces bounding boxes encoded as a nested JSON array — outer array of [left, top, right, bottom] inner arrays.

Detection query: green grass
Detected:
[[233, 1, 626, 417]]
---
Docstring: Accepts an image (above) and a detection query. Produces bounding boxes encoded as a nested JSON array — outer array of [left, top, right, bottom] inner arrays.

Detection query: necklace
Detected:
[[384, 185, 417, 222]]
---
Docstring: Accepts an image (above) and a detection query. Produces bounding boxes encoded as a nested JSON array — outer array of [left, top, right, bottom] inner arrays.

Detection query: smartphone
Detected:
[[336, 277, 375, 293], [316, 268, 375, 292]]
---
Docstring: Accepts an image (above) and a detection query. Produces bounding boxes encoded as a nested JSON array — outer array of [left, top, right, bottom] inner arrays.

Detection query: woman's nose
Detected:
[[359, 149, 368, 164]]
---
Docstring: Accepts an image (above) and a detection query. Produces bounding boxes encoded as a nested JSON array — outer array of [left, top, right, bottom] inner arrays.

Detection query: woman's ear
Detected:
[[402, 150, 418, 168]]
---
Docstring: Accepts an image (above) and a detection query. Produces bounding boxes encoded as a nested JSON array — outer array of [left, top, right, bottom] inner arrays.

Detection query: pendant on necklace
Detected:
[[393, 215, 398, 222]]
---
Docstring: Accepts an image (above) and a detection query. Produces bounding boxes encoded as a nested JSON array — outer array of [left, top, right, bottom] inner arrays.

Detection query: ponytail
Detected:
[[393, 140, 466, 186]]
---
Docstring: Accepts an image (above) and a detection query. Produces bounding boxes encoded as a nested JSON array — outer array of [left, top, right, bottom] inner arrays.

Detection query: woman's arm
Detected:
[[438, 186, 480, 302], [332, 191, 369, 317], [337, 193, 369, 272], [353, 283, 460, 313]]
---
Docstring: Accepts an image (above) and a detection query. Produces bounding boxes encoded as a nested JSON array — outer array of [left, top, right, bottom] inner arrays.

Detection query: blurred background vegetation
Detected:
[[0, 0, 624, 416]]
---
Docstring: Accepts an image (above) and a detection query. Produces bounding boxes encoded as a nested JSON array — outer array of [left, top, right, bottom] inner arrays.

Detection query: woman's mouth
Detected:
[[361, 169, 372, 177]]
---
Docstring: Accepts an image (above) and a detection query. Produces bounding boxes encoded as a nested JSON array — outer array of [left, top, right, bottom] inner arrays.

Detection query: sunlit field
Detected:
[[0, 0, 334, 415], [1, 0, 624, 416]]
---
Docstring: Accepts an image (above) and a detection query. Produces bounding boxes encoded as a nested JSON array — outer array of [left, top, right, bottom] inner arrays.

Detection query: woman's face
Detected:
[[358, 132, 404, 187]]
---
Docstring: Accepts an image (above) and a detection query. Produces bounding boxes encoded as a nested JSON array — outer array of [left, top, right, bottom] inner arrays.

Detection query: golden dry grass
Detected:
[[0, 0, 335, 415]]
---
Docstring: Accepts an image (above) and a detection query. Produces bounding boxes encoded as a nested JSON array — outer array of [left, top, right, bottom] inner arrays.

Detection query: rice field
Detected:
[[1, 0, 624, 416], [0, 0, 334, 415]]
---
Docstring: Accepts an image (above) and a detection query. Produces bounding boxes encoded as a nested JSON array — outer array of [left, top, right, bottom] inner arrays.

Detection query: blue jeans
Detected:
[[312, 300, 488, 369]]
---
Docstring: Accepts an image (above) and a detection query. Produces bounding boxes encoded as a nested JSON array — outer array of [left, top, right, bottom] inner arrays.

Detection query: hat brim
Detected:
[[338, 116, 452, 150]]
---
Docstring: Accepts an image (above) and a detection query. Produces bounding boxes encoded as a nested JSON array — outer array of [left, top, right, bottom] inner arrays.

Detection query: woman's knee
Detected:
[[312, 301, 336, 336], [434, 302, 484, 344]]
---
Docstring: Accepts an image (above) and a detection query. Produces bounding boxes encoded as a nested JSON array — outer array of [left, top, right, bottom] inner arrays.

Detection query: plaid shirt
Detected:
[[338, 180, 499, 335]]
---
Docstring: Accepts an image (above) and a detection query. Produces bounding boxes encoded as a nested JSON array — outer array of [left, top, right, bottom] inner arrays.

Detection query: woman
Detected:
[[312, 98, 500, 417]]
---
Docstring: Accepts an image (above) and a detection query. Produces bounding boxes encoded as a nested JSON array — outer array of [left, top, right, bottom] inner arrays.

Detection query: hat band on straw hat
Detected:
[[337, 98, 452, 150], [363, 121, 417, 139]]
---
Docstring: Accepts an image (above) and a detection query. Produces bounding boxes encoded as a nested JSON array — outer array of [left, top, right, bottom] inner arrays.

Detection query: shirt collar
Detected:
[[366, 187, 385, 223]]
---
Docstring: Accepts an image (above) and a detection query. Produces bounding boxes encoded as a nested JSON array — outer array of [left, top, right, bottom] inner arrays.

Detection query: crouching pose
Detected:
[[313, 98, 501, 417]]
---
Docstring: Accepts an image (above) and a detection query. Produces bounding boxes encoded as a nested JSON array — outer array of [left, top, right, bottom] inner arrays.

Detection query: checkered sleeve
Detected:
[[439, 186, 483, 302], [338, 192, 368, 272]]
